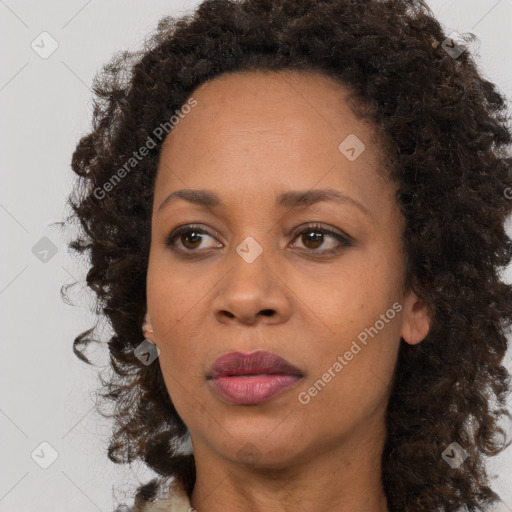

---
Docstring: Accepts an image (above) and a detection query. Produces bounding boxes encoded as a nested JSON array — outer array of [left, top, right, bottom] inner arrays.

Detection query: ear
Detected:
[[142, 310, 155, 342], [400, 291, 432, 345]]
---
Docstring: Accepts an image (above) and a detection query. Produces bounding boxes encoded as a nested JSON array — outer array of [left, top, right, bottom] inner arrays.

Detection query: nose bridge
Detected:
[[229, 233, 274, 297], [213, 232, 291, 324]]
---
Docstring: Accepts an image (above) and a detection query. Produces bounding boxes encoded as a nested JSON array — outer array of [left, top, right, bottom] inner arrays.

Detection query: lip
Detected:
[[207, 350, 304, 405]]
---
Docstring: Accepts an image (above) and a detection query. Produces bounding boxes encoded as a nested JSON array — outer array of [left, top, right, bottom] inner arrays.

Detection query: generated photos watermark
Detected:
[[298, 302, 403, 404], [93, 97, 198, 200]]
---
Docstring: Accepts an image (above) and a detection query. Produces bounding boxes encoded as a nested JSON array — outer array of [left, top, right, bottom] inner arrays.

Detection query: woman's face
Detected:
[[144, 70, 431, 469]]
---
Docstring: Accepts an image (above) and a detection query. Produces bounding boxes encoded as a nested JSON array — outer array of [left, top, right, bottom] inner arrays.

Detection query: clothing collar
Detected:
[[131, 479, 192, 512]]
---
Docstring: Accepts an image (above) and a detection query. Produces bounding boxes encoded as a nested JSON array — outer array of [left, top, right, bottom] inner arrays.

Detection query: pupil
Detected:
[[183, 232, 201, 248], [304, 231, 322, 249]]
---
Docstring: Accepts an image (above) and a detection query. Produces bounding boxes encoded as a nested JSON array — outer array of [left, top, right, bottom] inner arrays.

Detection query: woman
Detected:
[[62, 0, 512, 511]]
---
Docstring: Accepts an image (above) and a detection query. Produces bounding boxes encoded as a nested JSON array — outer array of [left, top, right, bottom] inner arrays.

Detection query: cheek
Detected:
[[154, 322, 206, 423], [291, 256, 404, 389], [294, 302, 402, 433], [295, 254, 400, 331], [146, 255, 222, 355], [146, 267, 206, 383], [147, 266, 198, 322]]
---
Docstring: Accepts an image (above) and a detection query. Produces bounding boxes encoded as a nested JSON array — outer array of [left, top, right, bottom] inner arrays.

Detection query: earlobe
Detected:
[[142, 311, 154, 340], [401, 292, 432, 346]]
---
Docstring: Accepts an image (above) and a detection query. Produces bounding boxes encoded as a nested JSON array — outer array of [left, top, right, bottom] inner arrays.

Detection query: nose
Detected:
[[212, 244, 292, 326]]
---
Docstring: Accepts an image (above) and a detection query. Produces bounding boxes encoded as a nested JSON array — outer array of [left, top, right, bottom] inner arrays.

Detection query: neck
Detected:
[[189, 416, 389, 512]]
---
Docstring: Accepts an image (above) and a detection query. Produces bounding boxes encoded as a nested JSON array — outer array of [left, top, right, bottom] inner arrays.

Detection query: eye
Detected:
[[164, 223, 353, 256], [165, 224, 222, 251], [289, 223, 352, 255]]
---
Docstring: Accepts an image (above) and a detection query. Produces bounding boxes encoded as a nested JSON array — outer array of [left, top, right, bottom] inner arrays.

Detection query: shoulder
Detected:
[[120, 479, 192, 512], [131, 495, 189, 512]]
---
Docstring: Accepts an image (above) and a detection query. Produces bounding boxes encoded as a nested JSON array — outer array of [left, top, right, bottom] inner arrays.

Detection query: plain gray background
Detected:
[[1, 0, 512, 510]]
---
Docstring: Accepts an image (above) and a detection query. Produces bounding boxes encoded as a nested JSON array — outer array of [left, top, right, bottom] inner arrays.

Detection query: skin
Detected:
[[143, 70, 432, 512]]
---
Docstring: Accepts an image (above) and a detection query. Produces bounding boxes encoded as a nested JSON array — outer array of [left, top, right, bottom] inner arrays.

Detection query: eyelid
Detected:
[[289, 222, 353, 244], [164, 224, 221, 248], [164, 222, 353, 253]]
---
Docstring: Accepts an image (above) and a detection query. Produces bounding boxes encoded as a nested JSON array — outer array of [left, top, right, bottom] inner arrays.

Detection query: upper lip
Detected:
[[208, 350, 303, 379]]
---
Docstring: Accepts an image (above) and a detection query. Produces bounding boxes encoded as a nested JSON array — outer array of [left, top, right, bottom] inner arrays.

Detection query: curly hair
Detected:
[[60, 0, 512, 510]]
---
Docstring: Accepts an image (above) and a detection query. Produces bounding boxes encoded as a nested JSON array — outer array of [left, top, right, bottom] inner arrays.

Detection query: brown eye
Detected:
[[290, 224, 352, 255], [164, 223, 352, 257], [165, 225, 221, 252], [301, 230, 324, 250], [180, 230, 203, 249]]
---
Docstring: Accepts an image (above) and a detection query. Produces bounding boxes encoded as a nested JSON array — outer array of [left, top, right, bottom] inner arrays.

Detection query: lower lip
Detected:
[[208, 374, 302, 405]]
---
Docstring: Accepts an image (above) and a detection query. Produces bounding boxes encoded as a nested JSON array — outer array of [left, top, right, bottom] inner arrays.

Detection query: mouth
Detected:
[[207, 350, 304, 405]]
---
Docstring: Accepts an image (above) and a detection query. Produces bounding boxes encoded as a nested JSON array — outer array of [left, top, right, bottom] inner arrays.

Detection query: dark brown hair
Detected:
[[60, 0, 512, 510]]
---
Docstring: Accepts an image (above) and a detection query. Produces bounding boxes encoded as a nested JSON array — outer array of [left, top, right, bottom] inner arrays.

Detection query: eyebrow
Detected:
[[157, 188, 371, 217]]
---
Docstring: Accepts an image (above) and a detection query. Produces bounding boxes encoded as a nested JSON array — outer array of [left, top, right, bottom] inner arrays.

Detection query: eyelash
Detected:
[[164, 223, 353, 256]]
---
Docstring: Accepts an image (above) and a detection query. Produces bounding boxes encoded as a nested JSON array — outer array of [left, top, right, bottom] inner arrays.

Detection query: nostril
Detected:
[[259, 309, 274, 316]]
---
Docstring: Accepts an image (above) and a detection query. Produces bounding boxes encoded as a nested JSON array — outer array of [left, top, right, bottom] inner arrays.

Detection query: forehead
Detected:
[[162, 69, 375, 150], [154, 70, 393, 208]]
